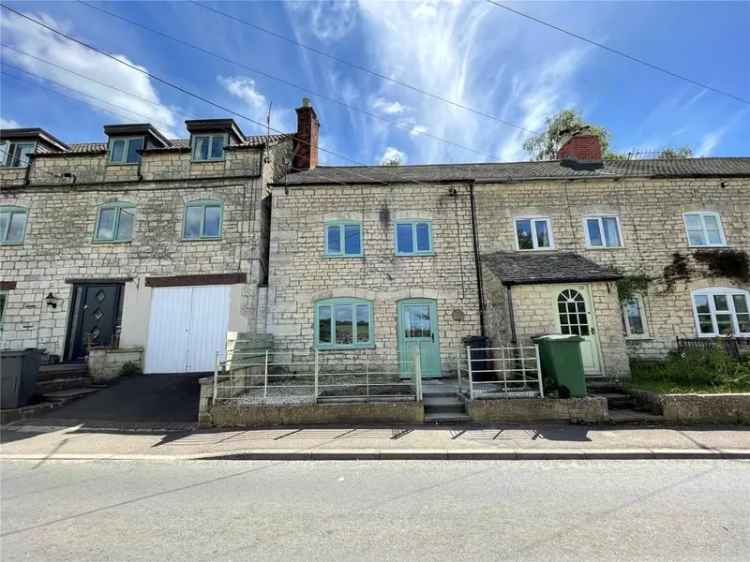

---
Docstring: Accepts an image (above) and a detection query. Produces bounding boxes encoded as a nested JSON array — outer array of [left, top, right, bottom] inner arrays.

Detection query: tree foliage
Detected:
[[522, 109, 611, 161]]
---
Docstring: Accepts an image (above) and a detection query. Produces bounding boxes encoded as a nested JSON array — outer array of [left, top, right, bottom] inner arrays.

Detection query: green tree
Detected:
[[522, 109, 611, 161], [656, 146, 693, 159]]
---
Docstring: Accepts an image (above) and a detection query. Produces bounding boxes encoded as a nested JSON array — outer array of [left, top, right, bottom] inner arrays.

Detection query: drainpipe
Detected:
[[506, 285, 517, 344], [467, 182, 486, 337]]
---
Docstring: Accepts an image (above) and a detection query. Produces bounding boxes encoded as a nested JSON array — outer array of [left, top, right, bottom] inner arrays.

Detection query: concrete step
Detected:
[[36, 377, 92, 393], [424, 412, 472, 424], [608, 409, 665, 424], [41, 387, 100, 402], [425, 404, 466, 416], [598, 392, 637, 410], [38, 363, 88, 381], [587, 381, 626, 394]]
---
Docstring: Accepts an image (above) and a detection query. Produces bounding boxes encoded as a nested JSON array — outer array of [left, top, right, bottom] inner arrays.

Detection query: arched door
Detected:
[[556, 287, 602, 375]]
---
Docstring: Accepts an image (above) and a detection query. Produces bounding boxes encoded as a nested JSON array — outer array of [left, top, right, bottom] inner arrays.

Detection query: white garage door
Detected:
[[145, 285, 231, 374]]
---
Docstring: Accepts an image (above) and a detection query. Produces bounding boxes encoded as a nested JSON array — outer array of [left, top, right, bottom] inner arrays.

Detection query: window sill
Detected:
[[515, 248, 556, 252], [181, 237, 223, 242], [688, 244, 728, 249], [322, 254, 365, 259], [585, 246, 626, 251], [0, 241, 24, 246], [395, 252, 435, 257], [191, 159, 226, 164], [625, 336, 653, 341], [0, 165, 28, 170], [106, 162, 140, 167], [92, 239, 133, 245]]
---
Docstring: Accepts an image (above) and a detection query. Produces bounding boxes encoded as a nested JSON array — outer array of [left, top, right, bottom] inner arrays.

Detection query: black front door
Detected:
[[66, 284, 123, 361]]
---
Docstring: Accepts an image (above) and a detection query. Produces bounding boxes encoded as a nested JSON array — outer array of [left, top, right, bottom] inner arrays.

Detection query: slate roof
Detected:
[[482, 251, 622, 286], [65, 134, 291, 155], [280, 157, 750, 186]]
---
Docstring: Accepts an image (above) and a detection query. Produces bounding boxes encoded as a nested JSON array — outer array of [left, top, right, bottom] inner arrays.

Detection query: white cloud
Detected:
[[410, 125, 428, 137], [286, 1, 357, 41], [1, 10, 180, 137], [379, 146, 407, 165], [372, 97, 407, 115], [0, 117, 21, 129], [218, 75, 295, 134], [696, 110, 748, 156]]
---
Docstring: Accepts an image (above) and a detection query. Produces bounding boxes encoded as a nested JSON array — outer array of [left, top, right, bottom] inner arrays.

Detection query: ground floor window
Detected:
[[692, 288, 750, 336], [315, 298, 373, 349], [622, 295, 648, 338], [0, 291, 6, 329]]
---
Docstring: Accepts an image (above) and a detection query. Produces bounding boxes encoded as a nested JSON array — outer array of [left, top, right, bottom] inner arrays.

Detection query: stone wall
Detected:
[[467, 396, 609, 423], [0, 140, 289, 355], [88, 347, 143, 383], [266, 182, 482, 372], [474, 177, 750, 358]]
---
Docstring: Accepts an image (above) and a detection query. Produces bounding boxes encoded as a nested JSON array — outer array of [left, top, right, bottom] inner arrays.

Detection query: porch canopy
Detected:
[[482, 251, 622, 286]]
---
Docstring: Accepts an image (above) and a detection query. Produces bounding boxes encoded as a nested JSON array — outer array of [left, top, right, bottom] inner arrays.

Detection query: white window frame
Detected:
[[691, 287, 750, 337], [622, 294, 649, 339], [513, 216, 554, 251], [584, 215, 623, 249], [0, 205, 28, 245], [107, 136, 144, 165], [682, 212, 727, 248]]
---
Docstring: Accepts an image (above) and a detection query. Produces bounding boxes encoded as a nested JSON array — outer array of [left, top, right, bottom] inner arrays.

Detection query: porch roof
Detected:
[[482, 251, 622, 286]]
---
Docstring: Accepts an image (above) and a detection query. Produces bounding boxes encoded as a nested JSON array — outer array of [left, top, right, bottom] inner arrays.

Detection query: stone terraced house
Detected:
[[2, 101, 749, 386], [0, 102, 319, 376]]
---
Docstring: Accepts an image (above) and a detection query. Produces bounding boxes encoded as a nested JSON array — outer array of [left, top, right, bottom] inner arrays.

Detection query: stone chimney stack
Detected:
[[292, 98, 319, 171], [557, 132, 602, 163]]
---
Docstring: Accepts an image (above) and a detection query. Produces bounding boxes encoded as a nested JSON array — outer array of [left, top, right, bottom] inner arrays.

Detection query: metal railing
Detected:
[[457, 344, 543, 400], [676, 337, 750, 360], [213, 346, 423, 405]]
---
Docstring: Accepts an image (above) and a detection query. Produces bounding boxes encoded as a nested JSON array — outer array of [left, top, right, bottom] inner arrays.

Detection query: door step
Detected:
[[608, 409, 665, 424], [38, 363, 89, 381], [599, 392, 637, 410], [41, 387, 101, 402], [36, 377, 93, 393], [424, 412, 472, 424]]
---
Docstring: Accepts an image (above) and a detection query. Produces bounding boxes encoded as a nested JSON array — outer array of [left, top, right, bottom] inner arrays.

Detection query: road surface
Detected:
[[1, 459, 748, 561]]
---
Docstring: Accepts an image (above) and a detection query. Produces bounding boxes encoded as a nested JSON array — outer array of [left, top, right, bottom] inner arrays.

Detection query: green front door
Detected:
[[398, 299, 441, 378]]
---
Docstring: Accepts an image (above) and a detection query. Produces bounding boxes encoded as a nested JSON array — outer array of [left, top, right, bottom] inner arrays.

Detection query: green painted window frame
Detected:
[[314, 298, 374, 349], [107, 136, 145, 165], [183, 199, 224, 240], [191, 133, 227, 162], [394, 220, 433, 256], [324, 221, 363, 257], [94, 202, 136, 243], [0, 140, 36, 168], [0, 205, 28, 245]]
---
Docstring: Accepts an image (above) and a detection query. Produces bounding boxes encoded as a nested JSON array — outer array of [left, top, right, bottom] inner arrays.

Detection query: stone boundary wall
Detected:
[[628, 388, 750, 424], [87, 347, 143, 383], [467, 397, 609, 423], [203, 399, 424, 428]]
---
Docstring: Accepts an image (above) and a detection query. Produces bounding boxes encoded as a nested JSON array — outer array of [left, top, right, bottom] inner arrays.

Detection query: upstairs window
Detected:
[[515, 217, 553, 250], [395, 220, 432, 255], [0, 206, 28, 244], [683, 212, 726, 247], [108, 137, 144, 164], [184, 200, 223, 240], [192, 134, 226, 161], [94, 202, 135, 242], [0, 141, 35, 168], [315, 298, 374, 349], [692, 288, 750, 337], [325, 221, 362, 256], [585, 215, 622, 248]]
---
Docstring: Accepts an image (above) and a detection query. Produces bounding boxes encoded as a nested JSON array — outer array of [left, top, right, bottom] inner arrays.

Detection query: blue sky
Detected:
[[1, 1, 748, 165]]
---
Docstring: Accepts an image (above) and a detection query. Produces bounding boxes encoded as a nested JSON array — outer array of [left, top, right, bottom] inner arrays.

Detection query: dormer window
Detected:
[[192, 134, 226, 162], [108, 137, 144, 165], [1, 141, 36, 168]]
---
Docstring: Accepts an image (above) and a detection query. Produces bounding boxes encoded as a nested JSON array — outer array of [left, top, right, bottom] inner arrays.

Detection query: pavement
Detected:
[[2, 421, 749, 461], [2, 459, 749, 561]]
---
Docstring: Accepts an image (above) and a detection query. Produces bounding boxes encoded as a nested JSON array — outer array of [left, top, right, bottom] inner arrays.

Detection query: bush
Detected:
[[631, 345, 750, 391], [119, 361, 142, 378]]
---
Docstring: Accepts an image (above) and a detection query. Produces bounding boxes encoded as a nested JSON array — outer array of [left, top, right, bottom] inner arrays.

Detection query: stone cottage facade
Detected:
[[3, 102, 749, 382], [0, 105, 317, 374], [273, 133, 750, 379]]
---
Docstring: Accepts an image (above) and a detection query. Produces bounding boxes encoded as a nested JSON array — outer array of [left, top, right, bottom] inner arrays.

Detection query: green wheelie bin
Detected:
[[531, 335, 587, 398]]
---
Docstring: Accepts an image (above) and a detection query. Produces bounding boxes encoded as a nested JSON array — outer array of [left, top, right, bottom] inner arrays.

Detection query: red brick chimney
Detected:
[[292, 98, 319, 171], [557, 133, 602, 163]]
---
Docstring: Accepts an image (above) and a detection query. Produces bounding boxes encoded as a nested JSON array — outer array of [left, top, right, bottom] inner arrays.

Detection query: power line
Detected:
[[484, 0, 750, 106], [190, 0, 541, 135], [0, 4, 478, 194], [77, 0, 489, 160]]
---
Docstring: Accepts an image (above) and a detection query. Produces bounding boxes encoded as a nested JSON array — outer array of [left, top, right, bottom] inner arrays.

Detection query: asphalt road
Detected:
[[1, 459, 748, 561]]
